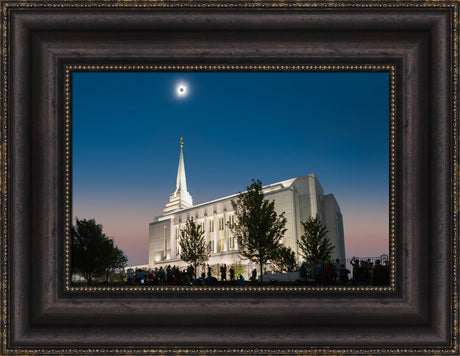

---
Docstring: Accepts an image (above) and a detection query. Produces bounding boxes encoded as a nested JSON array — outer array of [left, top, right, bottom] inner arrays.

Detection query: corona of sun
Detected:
[[175, 83, 188, 98]]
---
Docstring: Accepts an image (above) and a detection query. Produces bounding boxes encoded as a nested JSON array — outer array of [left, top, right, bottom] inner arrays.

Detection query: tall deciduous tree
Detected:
[[272, 245, 298, 273], [230, 179, 287, 282], [179, 219, 210, 279], [100, 238, 128, 284], [72, 218, 128, 285], [298, 215, 335, 263]]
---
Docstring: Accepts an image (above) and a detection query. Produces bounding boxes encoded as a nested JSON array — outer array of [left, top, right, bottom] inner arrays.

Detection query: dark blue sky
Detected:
[[72, 71, 389, 265]]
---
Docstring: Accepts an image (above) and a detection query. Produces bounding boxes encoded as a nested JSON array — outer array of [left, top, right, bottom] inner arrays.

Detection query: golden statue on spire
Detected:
[[180, 136, 183, 148]]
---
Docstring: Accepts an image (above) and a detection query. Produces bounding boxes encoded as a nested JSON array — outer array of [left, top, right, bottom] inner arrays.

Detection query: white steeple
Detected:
[[163, 137, 193, 214], [174, 137, 188, 196]]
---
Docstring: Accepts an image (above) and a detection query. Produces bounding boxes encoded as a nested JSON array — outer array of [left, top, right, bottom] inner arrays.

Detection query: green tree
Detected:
[[272, 245, 298, 273], [179, 219, 210, 279], [71, 218, 128, 285], [298, 215, 335, 263], [230, 179, 287, 282], [100, 238, 128, 284]]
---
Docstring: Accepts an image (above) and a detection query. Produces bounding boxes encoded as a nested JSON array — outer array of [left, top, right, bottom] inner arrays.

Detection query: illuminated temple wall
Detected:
[[148, 173, 346, 271]]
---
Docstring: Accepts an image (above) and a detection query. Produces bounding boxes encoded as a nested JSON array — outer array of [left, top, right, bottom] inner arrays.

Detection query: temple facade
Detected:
[[148, 138, 346, 273]]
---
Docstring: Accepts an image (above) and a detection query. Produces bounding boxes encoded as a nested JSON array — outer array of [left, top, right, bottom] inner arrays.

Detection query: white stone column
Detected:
[[223, 214, 228, 252], [171, 224, 176, 258], [213, 217, 218, 253], [163, 226, 167, 258], [308, 175, 318, 216]]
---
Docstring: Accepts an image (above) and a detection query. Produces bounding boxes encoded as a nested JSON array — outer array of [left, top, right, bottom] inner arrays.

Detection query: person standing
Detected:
[[229, 266, 235, 281], [339, 264, 350, 285], [237, 274, 245, 286], [350, 258, 360, 285], [126, 268, 134, 285], [220, 264, 227, 281], [157, 267, 165, 286], [250, 269, 257, 282]]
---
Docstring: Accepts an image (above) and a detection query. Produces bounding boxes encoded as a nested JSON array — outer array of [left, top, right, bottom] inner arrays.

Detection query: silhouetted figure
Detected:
[[126, 268, 134, 285], [363, 259, 373, 284], [299, 262, 308, 279], [152, 268, 159, 286], [372, 260, 386, 285], [196, 272, 206, 285], [237, 274, 245, 286], [147, 270, 154, 285], [135, 269, 146, 285], [358, 259, 372, 285], [181, 269, 188, 286], [166, 265, 173, 284], [172, 267, 181, 285], [339, 264, 350, 285], [157, 267, 165, 286], [229, 266, 235, 281], [250, 269, 257, 282], [187, 265, 194, 281], [220, 264, 227, 281], [350, 258, 360, 285], [138, 269, 147, 285]]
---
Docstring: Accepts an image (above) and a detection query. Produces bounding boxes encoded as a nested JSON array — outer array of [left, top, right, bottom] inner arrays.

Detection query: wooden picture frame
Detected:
[[1, 1, 457, 354]]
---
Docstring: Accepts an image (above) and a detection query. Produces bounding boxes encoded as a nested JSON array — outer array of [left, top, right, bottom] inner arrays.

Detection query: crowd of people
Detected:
[[349, 258, 390, 285], [125, 264, 245, 286], [303, 258, 390, 286], [123, 258, 390, 287]]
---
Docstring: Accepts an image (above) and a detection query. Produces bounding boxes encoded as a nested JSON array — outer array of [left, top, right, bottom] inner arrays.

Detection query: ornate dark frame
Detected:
[[0, 1, 457, 354]]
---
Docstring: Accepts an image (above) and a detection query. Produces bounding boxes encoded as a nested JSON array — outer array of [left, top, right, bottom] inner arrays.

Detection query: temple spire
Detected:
[[175, 136, 187, 195], [163, 137, 193, 213]]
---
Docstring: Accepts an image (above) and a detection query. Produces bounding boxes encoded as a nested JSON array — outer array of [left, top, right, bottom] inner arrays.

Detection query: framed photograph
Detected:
[[70, 68, 392, 290], [1, 0, 457, 354]]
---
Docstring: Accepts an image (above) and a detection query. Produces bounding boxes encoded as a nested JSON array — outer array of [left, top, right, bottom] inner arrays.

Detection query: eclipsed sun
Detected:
[[176, 83, 188, 98]]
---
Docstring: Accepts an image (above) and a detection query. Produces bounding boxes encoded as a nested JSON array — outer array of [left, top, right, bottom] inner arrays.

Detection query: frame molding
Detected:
[[1, 1, 457, 354]]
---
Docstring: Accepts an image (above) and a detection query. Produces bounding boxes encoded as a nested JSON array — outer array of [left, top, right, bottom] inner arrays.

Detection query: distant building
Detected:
[[148, 138, 346, 273]]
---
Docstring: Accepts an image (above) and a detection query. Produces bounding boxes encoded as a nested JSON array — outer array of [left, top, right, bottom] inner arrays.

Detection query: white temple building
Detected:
[[148, 138, 346, 273]]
